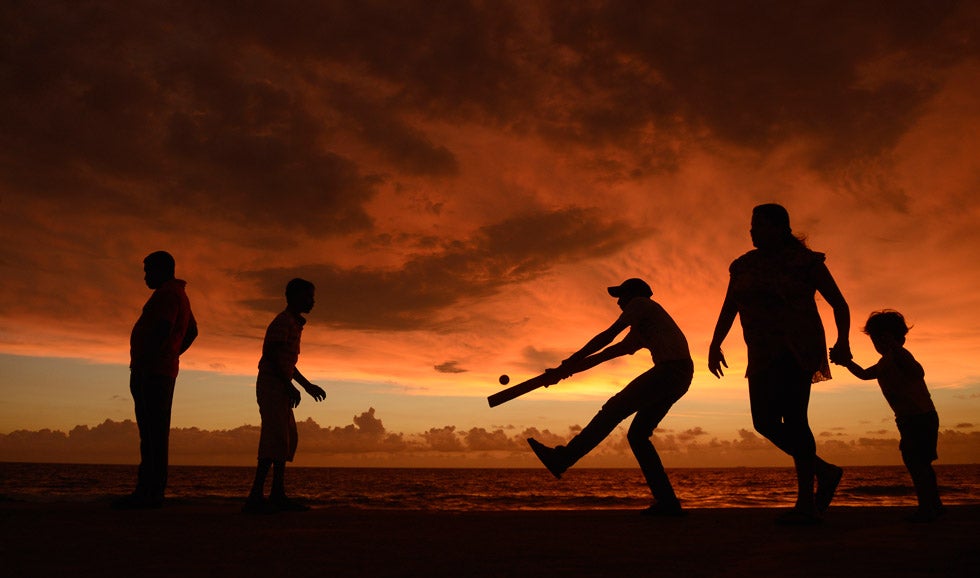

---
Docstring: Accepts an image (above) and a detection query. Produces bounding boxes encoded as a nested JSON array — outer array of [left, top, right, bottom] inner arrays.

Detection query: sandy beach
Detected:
[[2, 500, 977, 578]]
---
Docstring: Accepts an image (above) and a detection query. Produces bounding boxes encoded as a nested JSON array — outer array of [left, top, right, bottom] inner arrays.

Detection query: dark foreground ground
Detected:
[[2, 500, 978, 577]]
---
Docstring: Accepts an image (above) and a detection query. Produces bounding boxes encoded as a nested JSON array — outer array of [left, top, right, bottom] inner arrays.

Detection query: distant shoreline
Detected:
[[4, 501, 979, 577]]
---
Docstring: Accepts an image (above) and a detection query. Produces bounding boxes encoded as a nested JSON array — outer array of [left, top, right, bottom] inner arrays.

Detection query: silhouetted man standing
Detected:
[[115, 251, 197, 509]]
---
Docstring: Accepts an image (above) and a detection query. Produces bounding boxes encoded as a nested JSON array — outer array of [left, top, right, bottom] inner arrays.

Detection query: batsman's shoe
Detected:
[[527, 438, 567, 479]]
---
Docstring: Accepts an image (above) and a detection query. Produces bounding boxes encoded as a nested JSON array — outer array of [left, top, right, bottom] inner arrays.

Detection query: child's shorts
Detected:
[[897, 410, 939, 464], [256, 375, 298, 462]]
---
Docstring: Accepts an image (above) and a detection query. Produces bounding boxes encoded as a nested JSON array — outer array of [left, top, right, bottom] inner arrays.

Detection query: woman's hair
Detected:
[[753, 203, 808, 249], [863, 309, 911, 339], [753, 203, 790, 229]]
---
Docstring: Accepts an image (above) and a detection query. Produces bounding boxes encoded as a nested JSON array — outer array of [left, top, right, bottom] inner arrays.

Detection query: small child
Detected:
[[835, 310, 943, 522], [243, 278, 326, 513]]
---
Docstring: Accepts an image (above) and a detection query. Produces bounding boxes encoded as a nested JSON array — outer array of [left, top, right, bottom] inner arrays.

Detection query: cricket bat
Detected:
[[486, 346, 622, 408], [487, 370, 563, 408]]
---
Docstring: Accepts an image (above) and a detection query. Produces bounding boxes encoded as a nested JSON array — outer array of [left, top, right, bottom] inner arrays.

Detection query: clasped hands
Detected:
[[828, 342, 852, 366]]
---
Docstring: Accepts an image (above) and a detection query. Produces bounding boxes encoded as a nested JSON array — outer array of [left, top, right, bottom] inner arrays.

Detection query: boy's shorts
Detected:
[[256, 375, 298, 462], [897, 410, 939, 464]]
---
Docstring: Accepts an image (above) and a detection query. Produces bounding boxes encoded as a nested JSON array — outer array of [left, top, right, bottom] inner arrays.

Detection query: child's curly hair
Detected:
[[863, 310, 911, 339]]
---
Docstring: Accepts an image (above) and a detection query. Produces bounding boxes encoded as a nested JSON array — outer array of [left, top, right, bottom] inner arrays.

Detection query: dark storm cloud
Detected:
[[242, 207, 644, 330], [202, 0, 531, 120], [319, 80, 461, 177], [546, 0, 977, 169], [4, 0, 976, 230], [209, 0, 979, 169], [1, 2, 377, 235]]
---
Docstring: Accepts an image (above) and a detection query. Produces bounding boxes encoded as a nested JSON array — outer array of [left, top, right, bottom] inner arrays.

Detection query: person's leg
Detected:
[[627, 362, 692, 510], [780, 371, 817, 514], [251, 382, 294, 510], [528, 369, 652, 478], [751, 355, 826, 521], [900, 411, 943, 520], [905, 459, 941, 513], [629, 404, 678, 508], [269, 460, 310, 511], [130, 371, 151, 500], [265, 405, 308, 511], [814, 456, 844, 513], [144, 374, 176, 502], [748, 364, 796, 455], [270, 460, 287, 500], [561, 369, 660, 464], [248, 458, 273, 499], [560, 404, 632, 463], [257, 383, 291, 467], [119, 372, 174, 508], [243, 458, 278, 514]]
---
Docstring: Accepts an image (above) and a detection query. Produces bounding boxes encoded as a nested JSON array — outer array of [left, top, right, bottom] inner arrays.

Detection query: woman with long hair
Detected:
[[709, 203, 850, 524]]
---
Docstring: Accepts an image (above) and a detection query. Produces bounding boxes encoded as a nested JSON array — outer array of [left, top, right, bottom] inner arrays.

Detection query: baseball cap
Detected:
[[607, 278, 653, 299]]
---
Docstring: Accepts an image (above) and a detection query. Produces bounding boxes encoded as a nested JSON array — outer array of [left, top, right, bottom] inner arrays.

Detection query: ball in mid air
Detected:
[[499, 374, 510, 385]]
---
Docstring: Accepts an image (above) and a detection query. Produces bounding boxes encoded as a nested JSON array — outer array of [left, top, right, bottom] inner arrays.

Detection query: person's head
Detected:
[[143, 251, 176, 289], [285, 278, 316, 314], [863, 309, 910, 354], [607, 278, 653, 309], [750, 203, 802, 250]]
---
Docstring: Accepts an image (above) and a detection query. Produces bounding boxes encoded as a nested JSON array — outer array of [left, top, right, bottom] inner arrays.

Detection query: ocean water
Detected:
[[2, 463, 978, 511]]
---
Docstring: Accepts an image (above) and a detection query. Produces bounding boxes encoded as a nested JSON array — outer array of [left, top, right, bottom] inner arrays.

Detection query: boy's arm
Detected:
[[708, 283, 738, 378], [558, 333, 641, 378], [179, 311, 198, 354], [293, 368, 326, 402], [563, 316, 630, 365]]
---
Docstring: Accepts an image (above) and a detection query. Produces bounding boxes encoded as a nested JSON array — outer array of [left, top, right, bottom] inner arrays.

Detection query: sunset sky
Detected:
[[1, 1, 978, 468]]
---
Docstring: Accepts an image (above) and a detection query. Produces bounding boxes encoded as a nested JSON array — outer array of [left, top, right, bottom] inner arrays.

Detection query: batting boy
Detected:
[[528, 278, 694, 515]]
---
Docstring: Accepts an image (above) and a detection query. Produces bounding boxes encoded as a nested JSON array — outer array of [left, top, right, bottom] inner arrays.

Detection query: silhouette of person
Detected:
[[114, 251, 198, 509], [708, 203, 849, 524], [527, 278, 694, 516], [244, 278, 326, 513], [835, 310, 944, 522]]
